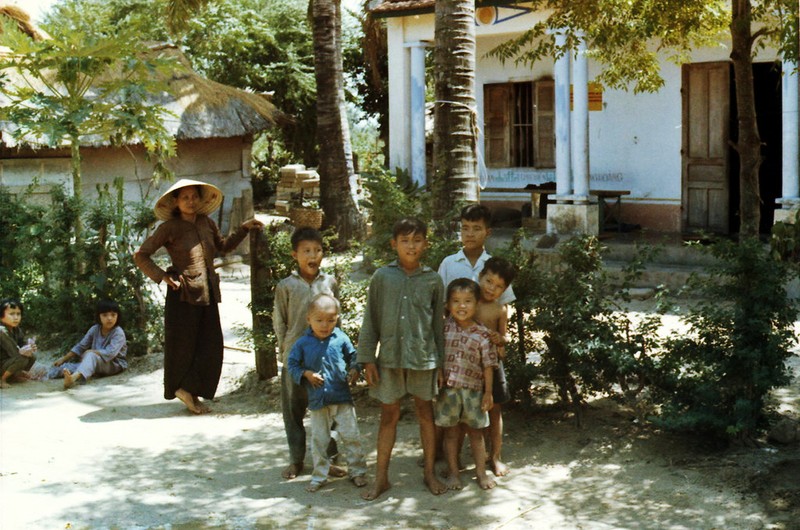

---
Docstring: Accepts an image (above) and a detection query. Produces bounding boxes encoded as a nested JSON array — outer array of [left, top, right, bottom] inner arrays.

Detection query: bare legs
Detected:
[[361, 398, 447, 501], [444, 424, 496, 490], [486, 404, 509, 476]]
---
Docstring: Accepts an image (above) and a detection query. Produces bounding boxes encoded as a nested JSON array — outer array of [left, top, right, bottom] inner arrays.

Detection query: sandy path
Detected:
[[1, 269, 798, 529]]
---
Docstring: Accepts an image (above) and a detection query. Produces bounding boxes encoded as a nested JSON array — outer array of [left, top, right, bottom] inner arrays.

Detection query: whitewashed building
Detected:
[[373, 0, 799, 235]]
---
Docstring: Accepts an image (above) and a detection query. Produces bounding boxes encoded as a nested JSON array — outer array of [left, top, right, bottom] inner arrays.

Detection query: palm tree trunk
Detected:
[[432, 0, 479, 225], [730, 0, 762, 240], [312, 0, 365, 249]]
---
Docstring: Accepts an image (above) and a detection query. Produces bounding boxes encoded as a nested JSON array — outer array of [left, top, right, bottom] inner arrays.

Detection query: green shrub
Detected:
[[506, 234, 662, 424], [652, 238, 798, 441]]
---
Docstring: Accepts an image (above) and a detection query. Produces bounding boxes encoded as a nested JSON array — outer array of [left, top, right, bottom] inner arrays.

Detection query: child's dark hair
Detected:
[[446, 278, 481, 302], [480, 257, 516, 287], [291, 227, 324, 250], [460, 204, 492, 225], [0, 298, 23, 318], [96, 299, 122, 327], [392, 217, 427, 239]]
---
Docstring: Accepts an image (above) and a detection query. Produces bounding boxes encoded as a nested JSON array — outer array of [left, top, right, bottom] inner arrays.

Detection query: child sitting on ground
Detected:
[[48, 299, 127, 389], [287, 293, 367, 492], [436, 278, 498, 491], [0, 298, 37, 389], [476, 257, 517, 477]]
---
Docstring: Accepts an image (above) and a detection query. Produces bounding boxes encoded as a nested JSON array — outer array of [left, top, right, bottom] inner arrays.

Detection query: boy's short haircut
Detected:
[[0, 298, 23, 317], [446, 278, 481, 302], [308, 293, 340, 315], [291, 227, 324, 250], [392, 217, 428, 239], [480, 257, 517, 287], [96, 299, 122, 327], [460, 204, 492, 226]]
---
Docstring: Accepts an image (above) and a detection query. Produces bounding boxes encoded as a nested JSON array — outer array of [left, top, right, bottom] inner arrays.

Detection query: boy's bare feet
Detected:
[[361, 479, 391, 501], [490, 459, 509, 477], [306, 480, 326, 492], [175, 388, 202, 414], [444, 473, 463, 490], [423, 473, 448, 496], [281, 462, 303, 479], [63, 370, 78, 389], [351, 475, 368, 487], [0, 379, 9, 389], [477, 473, 496, 490], [328, 465, 347, 478]]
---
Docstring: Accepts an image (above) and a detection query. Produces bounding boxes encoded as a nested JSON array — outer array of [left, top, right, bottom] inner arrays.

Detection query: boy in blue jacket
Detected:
[[287, 293, 367, 492]]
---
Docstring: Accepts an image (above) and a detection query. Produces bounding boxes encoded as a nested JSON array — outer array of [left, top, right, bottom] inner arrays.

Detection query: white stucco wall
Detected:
[[385, 5, 782, 212]]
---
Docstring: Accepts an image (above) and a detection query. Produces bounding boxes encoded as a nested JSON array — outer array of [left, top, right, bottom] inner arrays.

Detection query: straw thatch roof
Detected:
[[0, 6, 284, 148], [371, 0, 434, 17], [0, 4, 50, 41]]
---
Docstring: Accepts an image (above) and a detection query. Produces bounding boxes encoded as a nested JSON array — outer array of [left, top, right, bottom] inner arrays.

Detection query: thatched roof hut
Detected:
[[0, 4, 50, 42]]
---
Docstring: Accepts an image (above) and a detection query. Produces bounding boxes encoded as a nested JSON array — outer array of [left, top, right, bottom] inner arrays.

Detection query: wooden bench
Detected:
[[522, 186, 630, 232]]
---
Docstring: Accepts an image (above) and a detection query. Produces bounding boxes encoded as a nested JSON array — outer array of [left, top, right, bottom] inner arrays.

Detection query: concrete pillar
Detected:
[[553, 31, 572, 199], [386, 19, 409, 174], [407, 41, 428, 187], [571, 33, 590, 203], [780, 60, 799, 206]]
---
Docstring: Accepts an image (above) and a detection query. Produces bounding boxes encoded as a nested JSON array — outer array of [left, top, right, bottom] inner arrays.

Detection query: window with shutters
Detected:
[[484, 79, 555, 169]]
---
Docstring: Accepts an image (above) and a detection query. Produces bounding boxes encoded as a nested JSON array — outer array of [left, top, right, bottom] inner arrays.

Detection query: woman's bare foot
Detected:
[[489, 458, 510, 477], [0, 379, 9, 389], [477, 473, 496, 490], [306, 480, 326, 492], [424, 473, 448, 496], [351, 475, 368, 487], [361, 479, 391, 501], [328, 465, 347, 478], [192, 396, 211, 414], [444, 473, 463, 490], [281, 462, 303, 479], [63, 370, 80, 389], [175, 388, 202, 414]]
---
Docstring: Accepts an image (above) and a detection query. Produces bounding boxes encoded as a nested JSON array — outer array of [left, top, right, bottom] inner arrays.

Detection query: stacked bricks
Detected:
[[275, 164, 320, 215]]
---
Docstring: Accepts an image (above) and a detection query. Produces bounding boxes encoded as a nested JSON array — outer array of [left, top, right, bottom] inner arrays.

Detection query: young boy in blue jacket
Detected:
[[287, 293, 367, 492]]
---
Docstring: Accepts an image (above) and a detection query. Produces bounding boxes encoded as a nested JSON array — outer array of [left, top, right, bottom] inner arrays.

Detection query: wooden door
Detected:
[[682, 62, 730, 233], [484, 83, 511, 167], [534, 79, 556, 168]]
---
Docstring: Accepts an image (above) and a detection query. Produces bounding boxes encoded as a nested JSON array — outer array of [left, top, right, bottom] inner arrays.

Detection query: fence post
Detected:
[[250, 228, 277, 379]]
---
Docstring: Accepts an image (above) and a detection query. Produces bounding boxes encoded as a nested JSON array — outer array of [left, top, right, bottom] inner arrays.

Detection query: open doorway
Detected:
[[728, 62, 783, 234]]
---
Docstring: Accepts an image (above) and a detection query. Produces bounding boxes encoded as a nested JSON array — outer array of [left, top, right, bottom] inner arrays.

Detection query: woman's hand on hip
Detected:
[[164, 274, 181, 291], [241, 218, 264, 231]]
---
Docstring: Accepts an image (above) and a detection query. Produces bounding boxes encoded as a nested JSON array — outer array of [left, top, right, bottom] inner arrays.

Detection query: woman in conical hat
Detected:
[[134, 179, 263, 414]]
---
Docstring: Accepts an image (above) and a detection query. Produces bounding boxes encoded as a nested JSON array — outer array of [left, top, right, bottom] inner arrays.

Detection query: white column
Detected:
[[781, 59, 799, 204], [406, 41, 428, 187], [571, 33, 590, 203], [386, 19, 409, 174], [553, 31, 572, 199]]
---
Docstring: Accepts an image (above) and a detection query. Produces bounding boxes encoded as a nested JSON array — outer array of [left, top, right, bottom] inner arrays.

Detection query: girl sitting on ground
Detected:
[[49, 300, 127, 389], [0, 298, 37, 389]]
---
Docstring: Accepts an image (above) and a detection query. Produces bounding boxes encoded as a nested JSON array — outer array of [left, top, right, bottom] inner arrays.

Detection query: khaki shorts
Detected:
[[434, 386, 489, 430], [369, 367, 438, 404]]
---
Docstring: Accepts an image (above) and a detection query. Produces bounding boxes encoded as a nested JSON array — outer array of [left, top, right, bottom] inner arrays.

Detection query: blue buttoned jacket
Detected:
[[287, 327, 359, 410]]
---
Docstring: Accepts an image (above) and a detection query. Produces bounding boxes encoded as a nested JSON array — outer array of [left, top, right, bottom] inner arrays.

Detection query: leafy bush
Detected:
[[506, 235, 662, 424], [651, 238, 798, 441], [0, 181, 162, 356]]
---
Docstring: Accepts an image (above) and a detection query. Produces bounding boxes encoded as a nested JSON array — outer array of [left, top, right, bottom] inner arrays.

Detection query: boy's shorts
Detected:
[[492, 360, 511, 405], [369, 367, 438, 404], [434, 386, 489, 430]]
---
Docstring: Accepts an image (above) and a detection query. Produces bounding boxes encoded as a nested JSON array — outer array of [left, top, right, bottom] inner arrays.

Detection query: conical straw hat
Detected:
[[154, 179, 223, 221]]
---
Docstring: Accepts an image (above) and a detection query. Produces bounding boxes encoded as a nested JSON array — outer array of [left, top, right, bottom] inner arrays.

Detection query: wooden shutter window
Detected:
[[484, 83, 511, 167], [534, 79, 555, 168]]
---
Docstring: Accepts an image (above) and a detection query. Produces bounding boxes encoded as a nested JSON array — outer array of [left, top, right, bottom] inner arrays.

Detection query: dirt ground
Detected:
[[2, 268, 800, 530]]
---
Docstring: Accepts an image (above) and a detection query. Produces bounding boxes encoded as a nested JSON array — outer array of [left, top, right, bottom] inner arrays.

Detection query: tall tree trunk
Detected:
[[312, 0, 365, 250], [730, 0, 762, 240], [70, 138, 84, 243], [432, 0, 479, 226]]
